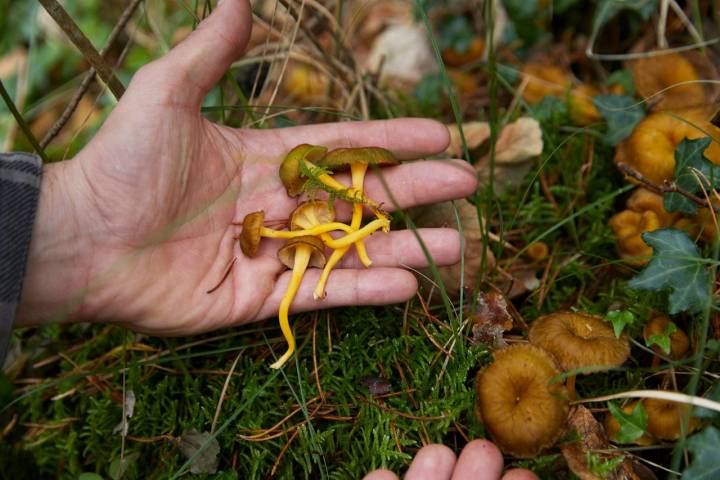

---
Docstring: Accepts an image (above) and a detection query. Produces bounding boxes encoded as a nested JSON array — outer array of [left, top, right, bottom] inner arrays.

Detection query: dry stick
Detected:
[[40, 0, 143, 148], [210, 351, 243, 434], [617, 162, 715, 210], [38, 0, 125, 100]]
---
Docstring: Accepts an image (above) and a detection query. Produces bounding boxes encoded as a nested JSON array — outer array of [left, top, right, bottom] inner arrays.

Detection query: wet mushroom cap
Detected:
[[643, 397, 699, 440], [643, 315, 690, 360], [279, 144, 328, 197], [476, 344, 569, 458], [319, 146, 399, 171], [277, 236, 327, 269], [529, 312, 630, 372], [290, 201, 335, 231], [239, 211, 265, 257]]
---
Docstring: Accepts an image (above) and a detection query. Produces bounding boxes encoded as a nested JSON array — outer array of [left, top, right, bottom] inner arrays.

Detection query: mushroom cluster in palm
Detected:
[[215, 144, 399, 369]]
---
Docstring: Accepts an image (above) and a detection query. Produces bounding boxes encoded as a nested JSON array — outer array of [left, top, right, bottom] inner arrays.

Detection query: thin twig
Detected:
[[40, 0, 144, 148], [38, 0, 125, 100], [0, 80, 49, 163], [617, 162, 715, 209]]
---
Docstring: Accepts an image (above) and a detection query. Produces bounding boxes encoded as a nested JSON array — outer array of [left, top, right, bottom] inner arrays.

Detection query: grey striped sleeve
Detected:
[[1, 152, 42, 366]]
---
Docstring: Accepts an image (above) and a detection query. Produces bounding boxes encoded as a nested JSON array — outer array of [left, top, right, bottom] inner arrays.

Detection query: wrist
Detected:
[[16, 160, 95, 326]]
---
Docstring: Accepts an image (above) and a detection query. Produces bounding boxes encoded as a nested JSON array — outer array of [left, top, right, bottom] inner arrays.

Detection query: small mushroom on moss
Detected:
[[643, 396, 700, 440], [476, 344, 569, 458], [529, 312, 630, 399], [271, 236, 327, 369], [521, 64, 571, 104], [629, 52, 707, 111], [643, 315, 690, 363], [237, 210, 353, 258], [603, 402, 656, 446], [441, 37, 485, 67], [568, 84, 601, 126], [526, 241, 549, 261]]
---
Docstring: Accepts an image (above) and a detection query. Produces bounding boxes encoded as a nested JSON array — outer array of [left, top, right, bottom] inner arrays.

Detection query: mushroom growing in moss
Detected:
[[529, 312, 630, 399], [476, 344, 569, 458], [272, 236, 326, 369], [643, 396, 700, 440]]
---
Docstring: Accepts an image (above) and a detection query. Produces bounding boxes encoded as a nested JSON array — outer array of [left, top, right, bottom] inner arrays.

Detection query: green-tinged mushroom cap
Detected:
[[319, 147, 398, 171], [279, 144, 328, 197]]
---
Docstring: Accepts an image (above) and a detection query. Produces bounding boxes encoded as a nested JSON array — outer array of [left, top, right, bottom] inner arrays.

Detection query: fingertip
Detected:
[[451, 440, 504, 480], [445, 159, 479, 196], [406, 444, 457, 480], [501, 468, 539, 480], [363, 469, 399, 480]]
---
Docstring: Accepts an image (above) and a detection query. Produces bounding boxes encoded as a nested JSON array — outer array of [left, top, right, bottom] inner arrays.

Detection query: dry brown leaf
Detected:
[[470, 291, 513, 346], [492, 117, 544, 164], [411, 199, 495, 298], [366, 24, 437, 84], [446, 122, 491, 158], [0, 48, 27, 80], [561, 406, 623, 480]]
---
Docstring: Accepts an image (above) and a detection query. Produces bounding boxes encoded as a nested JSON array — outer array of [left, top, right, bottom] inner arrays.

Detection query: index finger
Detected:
[[244, 118, 451, 160]]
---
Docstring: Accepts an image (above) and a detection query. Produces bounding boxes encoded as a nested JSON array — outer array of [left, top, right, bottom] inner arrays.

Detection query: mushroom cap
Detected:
[[239, 211, 265, 257], [603, 402, 656, 445], [643, 397, 700, 440], [529, 312, 630, 372], [476, 344, 569, 458], [289, 201, 335, 230], [319, 147, 398, 171], [643, 315, 690, 360], [277, 236, 327, 269], [279, 144, 328, 197]]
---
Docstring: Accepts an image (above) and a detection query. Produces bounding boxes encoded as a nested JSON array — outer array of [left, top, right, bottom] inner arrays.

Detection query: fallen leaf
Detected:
[[366, 24, 437, 84], [471, 291, 514, 346], [0, 48, 27, 80], [361, 376, 392, 396], [446, 122, 490, 159], [113, 389, 136, 437], [491, 117, 544, 164], [178, 429, 220, 475], [682, 427, 720, 480]]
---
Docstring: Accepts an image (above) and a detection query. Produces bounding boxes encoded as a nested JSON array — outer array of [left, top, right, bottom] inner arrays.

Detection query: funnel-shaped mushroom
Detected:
[[643, 396, 699, 440], [312, 147, 399, 298], [238, 210, 353, 258], [529, 312, 630, 399], [271, 236, 326, 369], [521, 64, 571, 104], [476, 344, 569, 458]]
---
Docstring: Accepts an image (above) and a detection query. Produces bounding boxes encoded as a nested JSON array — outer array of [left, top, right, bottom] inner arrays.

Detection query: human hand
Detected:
[[17, 0, 477, 335], [364, 441, 538, 480]]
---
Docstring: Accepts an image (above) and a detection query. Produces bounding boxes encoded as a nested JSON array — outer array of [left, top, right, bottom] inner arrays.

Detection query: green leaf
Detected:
[[438, 16, 474, 53], [644, 321, 677, 354], [592, 0, 658, 33], [628, 228, 710, 314], [592, 95, 645, 146], [693, 382, 720, 419], [682, 427, 720, 479], [607, 402, 648, 443], [606, 69, 635, 96], [78, 474, 104, 480], [605, 310, 637, 338], [664, 138, 720, 215]]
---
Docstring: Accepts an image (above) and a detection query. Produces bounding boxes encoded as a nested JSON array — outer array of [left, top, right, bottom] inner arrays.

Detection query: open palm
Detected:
[[18, 0, 476, 336]]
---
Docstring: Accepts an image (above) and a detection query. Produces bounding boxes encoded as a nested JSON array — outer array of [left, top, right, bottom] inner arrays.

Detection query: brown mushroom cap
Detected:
[[476, 344, 569, 458], [239, 211, 265, 257], [289, 201, 335, 230], [277, 236, 327, 269], [643, 315, 690, 360], [643, 397, 700, 440], [319, 146, 398, 171], [529, 312, 630, 372], [279, 144, 328, 197]]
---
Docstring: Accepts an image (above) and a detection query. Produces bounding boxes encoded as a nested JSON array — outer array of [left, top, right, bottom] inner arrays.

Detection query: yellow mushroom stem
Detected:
[[322, 218, 388, 249], [259, 223, 352, 239], [270, 246, 311, 370], [313, 163, 374, 300], [302, 159, 389, 229]]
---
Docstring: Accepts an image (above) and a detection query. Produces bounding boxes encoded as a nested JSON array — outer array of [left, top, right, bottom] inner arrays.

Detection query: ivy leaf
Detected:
[[592, 0, 658, 33], [438, 16, 474, 53], [628, 228, 710, 314], [693, 382, 720, 419], [592, 95, 645, 146], [605, 310, 637, 338], [606, 69, 635, 96], [607, 402, 648, 443], [664, 138, 720, 215], [682, 427, 720, 479], [644, 321, 677, 354]]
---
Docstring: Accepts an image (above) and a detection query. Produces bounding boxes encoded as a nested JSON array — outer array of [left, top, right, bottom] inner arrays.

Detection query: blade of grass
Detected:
[[0, 79, 48, 163]]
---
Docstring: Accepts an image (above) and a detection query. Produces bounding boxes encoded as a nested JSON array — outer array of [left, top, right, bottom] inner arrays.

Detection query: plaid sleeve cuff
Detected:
[[0, 152, 42, 367]]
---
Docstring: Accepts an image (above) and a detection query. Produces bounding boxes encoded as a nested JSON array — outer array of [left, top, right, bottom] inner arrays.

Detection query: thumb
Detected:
[[158, 0, 252, 105]]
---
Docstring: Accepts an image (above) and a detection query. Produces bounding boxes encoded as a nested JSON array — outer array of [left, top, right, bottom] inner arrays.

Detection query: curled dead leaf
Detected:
[[561, 406, 622, 480], [366, 24, 437, 84], [471, 291, 514, 347]]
